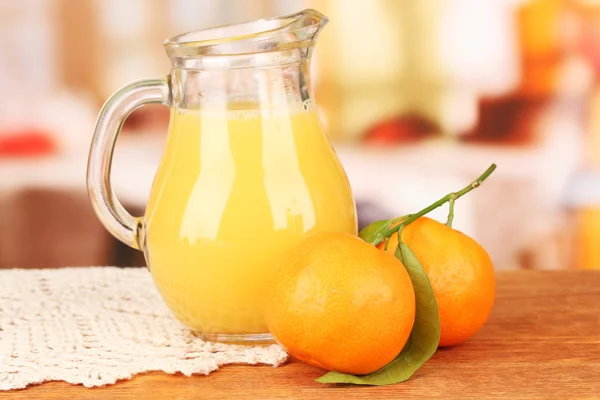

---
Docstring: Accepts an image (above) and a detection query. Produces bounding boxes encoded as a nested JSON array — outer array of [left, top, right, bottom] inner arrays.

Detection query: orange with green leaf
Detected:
[[380, 217, 495, 347], [264, 164, 497, 385]]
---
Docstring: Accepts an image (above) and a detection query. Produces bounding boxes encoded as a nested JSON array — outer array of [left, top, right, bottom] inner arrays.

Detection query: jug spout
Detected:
[[164, 9, 328, 68]]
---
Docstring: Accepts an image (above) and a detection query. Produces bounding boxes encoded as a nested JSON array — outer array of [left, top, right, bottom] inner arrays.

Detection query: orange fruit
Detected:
[[379, 217, 495, 347], [264, 232, 416, 375]]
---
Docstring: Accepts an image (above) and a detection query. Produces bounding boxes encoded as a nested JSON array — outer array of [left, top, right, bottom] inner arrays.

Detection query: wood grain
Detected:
[[4, 270, 600, 400]]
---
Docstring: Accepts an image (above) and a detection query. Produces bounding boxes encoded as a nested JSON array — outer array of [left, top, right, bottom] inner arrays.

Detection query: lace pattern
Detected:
[[0, 267, 288, 390]]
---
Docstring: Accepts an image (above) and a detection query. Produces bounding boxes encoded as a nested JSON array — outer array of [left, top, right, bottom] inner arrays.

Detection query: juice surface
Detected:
[[143, 106, 357, 334]]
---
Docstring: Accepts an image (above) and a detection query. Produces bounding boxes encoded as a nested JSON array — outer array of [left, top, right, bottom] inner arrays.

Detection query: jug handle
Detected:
[[87, 77, 170, 250]]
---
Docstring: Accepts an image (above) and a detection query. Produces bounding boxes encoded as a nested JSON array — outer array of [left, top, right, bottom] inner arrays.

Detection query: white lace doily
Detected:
[[0, 267, 288, 390]]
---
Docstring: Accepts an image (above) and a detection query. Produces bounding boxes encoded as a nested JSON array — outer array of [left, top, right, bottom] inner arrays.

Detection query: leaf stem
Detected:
[[382, 163, 496, 239], [446, 196, 456, 227], [390, 214, 411, 224]]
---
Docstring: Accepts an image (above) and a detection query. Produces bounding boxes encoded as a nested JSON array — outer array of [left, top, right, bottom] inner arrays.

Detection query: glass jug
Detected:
[[87, 10, 357, 343]]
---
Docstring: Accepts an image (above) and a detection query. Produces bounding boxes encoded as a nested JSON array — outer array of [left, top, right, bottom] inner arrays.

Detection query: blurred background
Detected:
[[1, 0, 599, 270]]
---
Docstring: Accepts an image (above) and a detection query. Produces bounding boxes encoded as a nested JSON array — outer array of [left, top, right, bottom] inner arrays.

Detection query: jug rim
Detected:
[[163, 9, 327, 57]]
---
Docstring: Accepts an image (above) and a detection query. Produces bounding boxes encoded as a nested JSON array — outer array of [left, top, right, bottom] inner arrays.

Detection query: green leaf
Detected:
[[316, 241, 440, 385], [358, 219, 392, 246]]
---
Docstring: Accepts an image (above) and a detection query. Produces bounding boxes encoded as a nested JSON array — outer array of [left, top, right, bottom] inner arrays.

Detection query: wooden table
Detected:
[[5, 270, 600, 399]]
